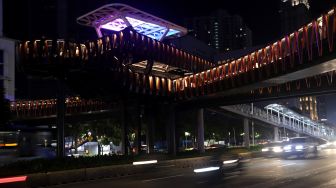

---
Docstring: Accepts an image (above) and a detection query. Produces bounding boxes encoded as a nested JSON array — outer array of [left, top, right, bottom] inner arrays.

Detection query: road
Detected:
[[48, 149, 336, 188]]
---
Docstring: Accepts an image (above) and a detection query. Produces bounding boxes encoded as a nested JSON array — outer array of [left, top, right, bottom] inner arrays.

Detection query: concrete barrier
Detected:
[[23, 153, 249, 187]]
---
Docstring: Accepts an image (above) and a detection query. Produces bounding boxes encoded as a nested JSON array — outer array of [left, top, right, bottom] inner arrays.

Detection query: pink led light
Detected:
[[0, 176, 27, 184]]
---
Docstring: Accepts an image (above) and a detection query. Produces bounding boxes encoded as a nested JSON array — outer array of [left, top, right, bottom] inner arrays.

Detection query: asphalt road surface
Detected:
[[48, 149, 336, 188]]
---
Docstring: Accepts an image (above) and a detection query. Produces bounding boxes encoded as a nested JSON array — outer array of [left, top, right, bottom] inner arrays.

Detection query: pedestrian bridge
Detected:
[[221, 104, 335, 141], [17, 6, 336, 104]]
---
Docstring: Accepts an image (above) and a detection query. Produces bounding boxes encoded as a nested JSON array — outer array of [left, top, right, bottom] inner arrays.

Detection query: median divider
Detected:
[[21, 152, 254, 187]]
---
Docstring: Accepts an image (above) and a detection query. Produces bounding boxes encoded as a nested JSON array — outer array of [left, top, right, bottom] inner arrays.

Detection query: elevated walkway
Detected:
[[221, 104, 335, 141]]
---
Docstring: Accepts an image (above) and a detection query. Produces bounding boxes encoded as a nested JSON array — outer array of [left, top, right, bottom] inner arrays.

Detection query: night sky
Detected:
[[81, 0, 335, 44], [4, 0, 336, 45]]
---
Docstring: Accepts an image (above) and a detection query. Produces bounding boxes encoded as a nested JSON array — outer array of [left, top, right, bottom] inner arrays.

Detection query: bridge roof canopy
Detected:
[[77, 3, 188, 41]]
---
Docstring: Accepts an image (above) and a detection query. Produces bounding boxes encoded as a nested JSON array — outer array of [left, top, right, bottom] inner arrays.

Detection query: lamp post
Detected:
[[184, 132, 190, 149], [228, 131, 231, 146]]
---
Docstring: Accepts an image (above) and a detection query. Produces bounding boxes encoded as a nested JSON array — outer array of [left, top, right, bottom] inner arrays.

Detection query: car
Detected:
[[261, 141, 284, 157], [193, 154, 243, 176], [282, 137, 318, 159]]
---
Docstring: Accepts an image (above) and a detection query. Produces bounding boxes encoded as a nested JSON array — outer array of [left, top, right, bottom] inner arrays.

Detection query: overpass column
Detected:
[[197, 108, 205, 153], [244, 118, 250, 148], [165, 104, 176, 155], [56, 80, 65, 158], [120, 101, 128, 155], [146, 105, 155, 153], [134, 105, 142, 155], [274, 127, 279, 141]]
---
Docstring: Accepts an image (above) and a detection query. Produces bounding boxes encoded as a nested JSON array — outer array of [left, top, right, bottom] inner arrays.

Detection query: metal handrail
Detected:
[[221, 104, 335, 141]]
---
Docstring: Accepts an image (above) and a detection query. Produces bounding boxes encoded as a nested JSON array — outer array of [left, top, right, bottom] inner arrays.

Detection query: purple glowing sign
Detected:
[[100, 16, 180, 40]]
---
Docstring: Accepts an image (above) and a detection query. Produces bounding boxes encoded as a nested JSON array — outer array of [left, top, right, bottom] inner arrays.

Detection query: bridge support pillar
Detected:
[[134, 104, 143, 155], [165, 104, 176, 155], [120, 101, 128, 155], [146, 107, 155, 154], [274, 127, 279, 141], [244, 118, 250, 148], [197, 108, 205, 153], [56, 81, 65, 158]]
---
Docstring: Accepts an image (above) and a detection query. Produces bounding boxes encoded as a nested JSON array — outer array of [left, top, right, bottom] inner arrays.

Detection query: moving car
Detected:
[[193, 154, 243, 175], [261, 141, 284, 157], [282, 137, 318, 159]]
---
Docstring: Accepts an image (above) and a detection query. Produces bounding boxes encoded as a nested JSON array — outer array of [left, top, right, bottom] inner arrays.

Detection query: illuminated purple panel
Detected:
[[101, 18, 127, 31], [77, 4, 188, 39], [126, 16, 167, 40], [167, 29, 179, 36], [99, 16, 182, 40]]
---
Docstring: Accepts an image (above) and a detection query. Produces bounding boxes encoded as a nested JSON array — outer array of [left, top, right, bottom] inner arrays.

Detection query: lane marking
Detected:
[[279, 163, 296, 167], [142, 174, 183, 182]]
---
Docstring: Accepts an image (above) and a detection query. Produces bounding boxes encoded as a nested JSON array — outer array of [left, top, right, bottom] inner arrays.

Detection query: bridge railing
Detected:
[[10, 97, 115, 118], [222, 104, 335, 141], [19, 28, 214, 73], [173, 8, 336, 99]]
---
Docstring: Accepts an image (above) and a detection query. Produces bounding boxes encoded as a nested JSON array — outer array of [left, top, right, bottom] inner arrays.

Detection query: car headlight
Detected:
[[262, 148, 269, 152], [283, 145, 292, 151], [223, 159, 239, 164], [295, 145, 304, 150], [273, 146, 283, 153]]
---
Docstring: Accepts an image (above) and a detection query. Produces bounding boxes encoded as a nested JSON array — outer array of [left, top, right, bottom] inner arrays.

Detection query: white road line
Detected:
[[142, 174, 183, 183], [279, 163, 296, 167]]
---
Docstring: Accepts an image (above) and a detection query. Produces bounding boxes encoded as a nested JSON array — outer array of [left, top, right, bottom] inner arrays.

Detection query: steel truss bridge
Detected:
[[221, 104, 335, 141]]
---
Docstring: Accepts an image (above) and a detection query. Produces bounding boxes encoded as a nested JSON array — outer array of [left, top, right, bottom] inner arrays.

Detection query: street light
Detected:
[[185, 132, 190, 149], [228, 132, 231, 146]]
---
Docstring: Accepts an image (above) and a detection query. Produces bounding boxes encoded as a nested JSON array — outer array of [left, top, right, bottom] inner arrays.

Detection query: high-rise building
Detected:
[[184, 10, 252, 53], [317, 96, 327, 121], [0, 0, 15, 101], [298, 96, 318, 121], [279, 0, 311, 35], [297, 96, 327, 122]]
